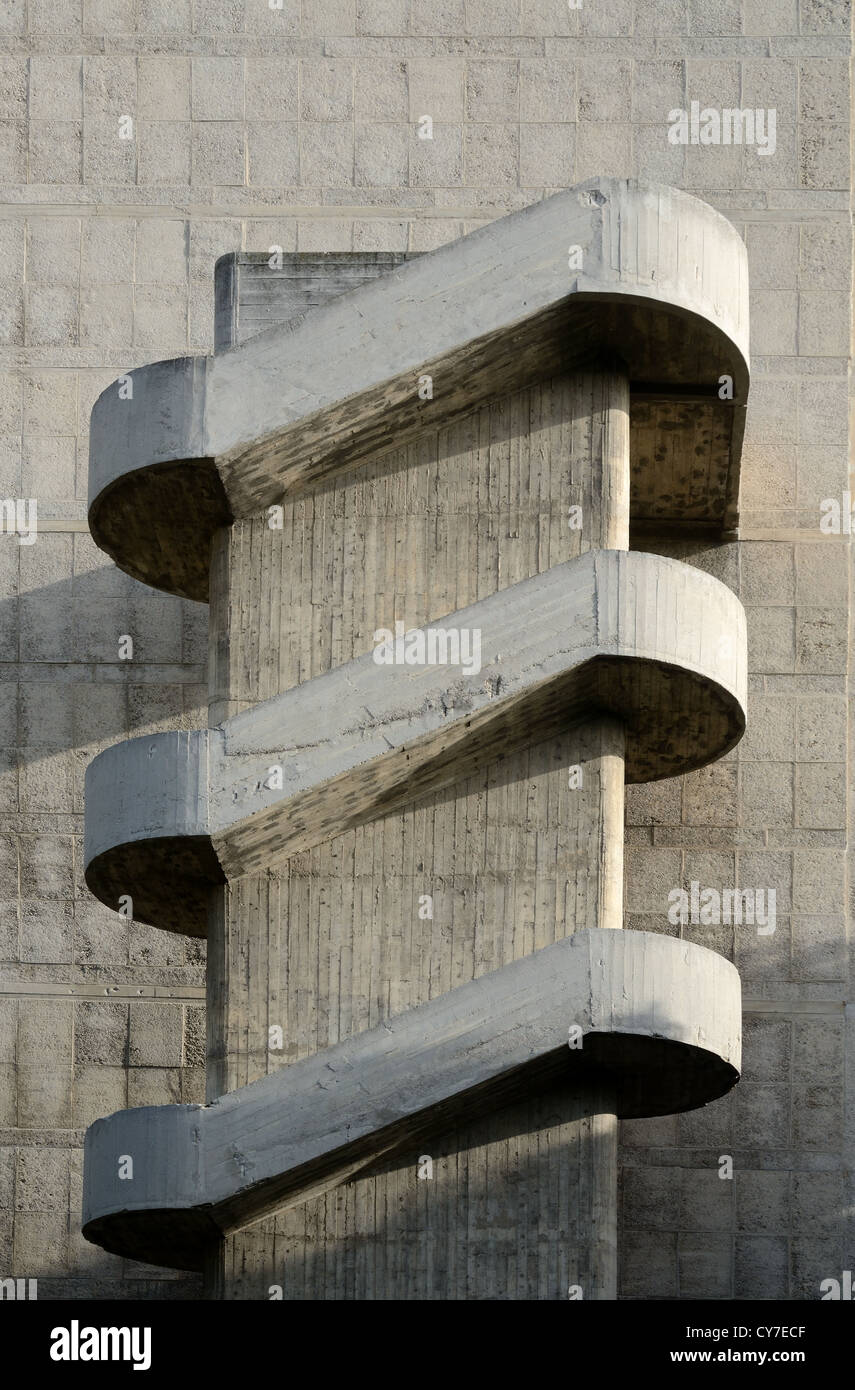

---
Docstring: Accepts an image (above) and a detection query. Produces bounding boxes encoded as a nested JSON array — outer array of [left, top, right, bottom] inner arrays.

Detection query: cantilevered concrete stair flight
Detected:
[[82, 178, 750, 1300]]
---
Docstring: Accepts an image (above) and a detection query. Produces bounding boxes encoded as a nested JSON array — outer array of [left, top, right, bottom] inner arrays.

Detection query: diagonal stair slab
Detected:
[[83, 548, 747, 935], [88, 177, 749, 600], [82, 927, 741, 1272]]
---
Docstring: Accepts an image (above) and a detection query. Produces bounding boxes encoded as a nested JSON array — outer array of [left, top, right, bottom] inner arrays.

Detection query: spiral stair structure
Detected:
[[81, 177, 749, 1299]]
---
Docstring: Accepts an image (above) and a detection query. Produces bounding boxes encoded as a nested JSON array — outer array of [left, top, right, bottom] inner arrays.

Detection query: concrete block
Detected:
[[746, 608, 796, 674], [578, 59, 631, 123], [191, 123, 245, 186], [741, 696, 796, 762], [464, 124, 519, 184], [183, 1006, 205, 1068], [0, 57, 26, 119], [519, 58, 574, 123], [0, 223, 24, 287], [73, 898, 129, 966], [138, 0, 190, 28], [299, 122, 354, 184], [135, 220, 186, 286], [408, 59, 464, 121], [688, 0, 741, 30], [409, 122, 463, 185], [799, 0, 850, 31], [631, 60, 684, 126], [138, 122, 191, 184], [129, 1001, 183, 1068], [800, 121, 850, 190], [30, 57, 82, 119], [81, 218, 135, 285], [303, 0, 356, 32], [682, 763, 738, 826], [26, 218, 81, 286], [13, 1210, 69, 1274], [25, 286, 79, 347], [750, 290, 798, 355], [411, 0, 465, 31], [466, 61, 519, 122], [244, 58, 299, 122], [17, 1068, 72, 1129], [355, 0, 405, 31], [75, 1001, 128, 1066], [18, 750, 75, 810], [300, 60, 353, 122], [73, 1066, 128, 1129], [735, 1236, 788, 1297], [138, 57, 191, 120], [127, 1068, 182, 1108], [792, 1085, 841, 1150], [743, 0, 797, 31], [747, 223, 799, 290], [355, 123, 408, 185], [353, 59, 407, 120], [800, 221, 850, 288], [679, 1167, 733, 1232], [678, 1092, 733, 1146], [15, 1148, 70, 1212], [734, 1082, 789, 1146], [796, 696, 846, 761], [740, 762, 794, 828], [799, 379, 848, 445], [84, 0, 138, 27], [80, 284, 134, 348], [192, 57, 244, 121], [796, 764, 845, 829], [620, 1231, 678, 1297], [796, 608, 847, 674], [791, 1172, 842, 1236], [83, 57, 136, 116], [791, 1237, 841, 1299], [799, 289, 849, 356], [83, 116, 136, 183], [625, 778, 682, 827], [622, 1166, 677, 1229], [520, 123, 574, 185], [734, 1171, 790, 1233], [19, 834, 74, 899], [133, 284, 187, 350], [678, 1234, 732, 1297], [635, 0, 688, 32], [19, 901, 72, 963]]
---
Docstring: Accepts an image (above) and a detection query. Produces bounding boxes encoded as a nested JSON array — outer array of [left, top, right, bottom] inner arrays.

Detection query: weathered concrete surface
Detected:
[[214, 251, 419, 352], [88, 177, 749, 600], [84, 547, 747, 933], [82, 928, 741, 1271]]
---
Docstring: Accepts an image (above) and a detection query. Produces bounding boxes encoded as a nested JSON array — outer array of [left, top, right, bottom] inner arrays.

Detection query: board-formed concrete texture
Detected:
[[88, 178, 749, 600], [84, 548, 747, 935], [80, 177, 752, 1299], [82, 929, 741, 1271]]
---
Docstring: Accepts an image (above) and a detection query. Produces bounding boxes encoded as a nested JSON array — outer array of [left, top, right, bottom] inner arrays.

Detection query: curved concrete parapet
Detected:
[[84, 549, 747, 934], [84, 731, 222, 938], [88, 177, 750, 599], [82, 928, 741, 1271]]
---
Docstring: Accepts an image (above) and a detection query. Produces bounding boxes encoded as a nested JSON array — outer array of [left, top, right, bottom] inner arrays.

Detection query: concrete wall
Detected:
[[0, 0, 852, 1299]]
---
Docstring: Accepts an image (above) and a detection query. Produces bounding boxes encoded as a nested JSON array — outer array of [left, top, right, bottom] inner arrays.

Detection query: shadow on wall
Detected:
[[0, 527, 209, 949]]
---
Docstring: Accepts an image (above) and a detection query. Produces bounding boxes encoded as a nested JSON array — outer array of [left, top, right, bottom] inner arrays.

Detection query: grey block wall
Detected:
[[0, 1, 852, 1300]]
